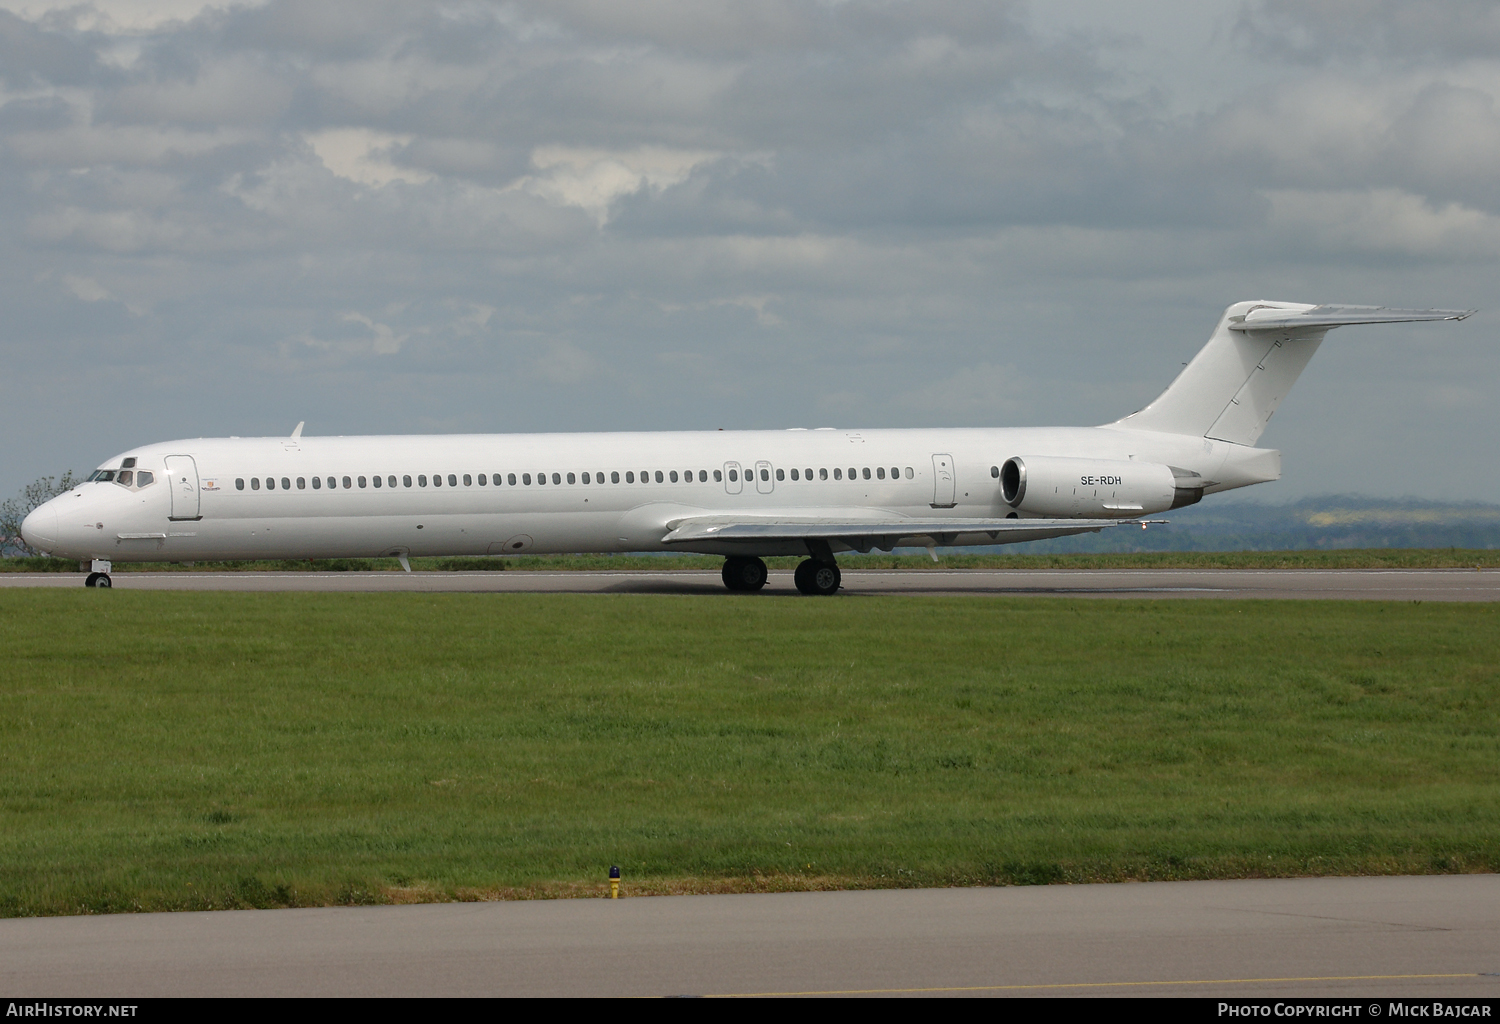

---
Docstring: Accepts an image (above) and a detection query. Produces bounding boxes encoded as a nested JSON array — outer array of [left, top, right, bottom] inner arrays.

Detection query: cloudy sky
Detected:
[[3, 0, 1497, 502]]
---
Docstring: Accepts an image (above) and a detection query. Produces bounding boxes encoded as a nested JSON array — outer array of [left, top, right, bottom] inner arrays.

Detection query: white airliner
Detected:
[[22, 300, 1473, 593]]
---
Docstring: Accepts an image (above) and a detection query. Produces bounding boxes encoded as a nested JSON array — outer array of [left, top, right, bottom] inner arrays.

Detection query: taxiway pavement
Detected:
[[2, 567, 1498, 599], [1, 875, 1495, 997]]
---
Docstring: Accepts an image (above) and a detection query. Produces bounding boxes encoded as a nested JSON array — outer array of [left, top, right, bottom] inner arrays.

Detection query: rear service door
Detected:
[[165, 455, 202, 520], [930, 454, 956, 508]]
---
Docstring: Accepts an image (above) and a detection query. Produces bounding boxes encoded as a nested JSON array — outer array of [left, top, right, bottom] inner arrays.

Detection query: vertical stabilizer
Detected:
[[1111, 301, 1472, 445]]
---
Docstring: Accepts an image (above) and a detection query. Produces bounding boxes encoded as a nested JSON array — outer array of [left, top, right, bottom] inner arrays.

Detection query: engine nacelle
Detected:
[[1000, 456, 1201, 518]]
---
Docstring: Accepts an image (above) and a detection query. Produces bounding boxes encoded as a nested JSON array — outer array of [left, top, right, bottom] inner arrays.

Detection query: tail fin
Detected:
[[1112, 301, 1473, 445]]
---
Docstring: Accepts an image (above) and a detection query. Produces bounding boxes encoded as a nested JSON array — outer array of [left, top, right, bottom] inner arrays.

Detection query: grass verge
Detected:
[[0, 591, 1495, 916]]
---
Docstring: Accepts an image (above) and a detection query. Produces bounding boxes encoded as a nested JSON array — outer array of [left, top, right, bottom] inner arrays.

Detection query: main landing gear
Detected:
[[793, 558, 841, 596], [720, 555, 842, 595], [721, 556, 768, 592]]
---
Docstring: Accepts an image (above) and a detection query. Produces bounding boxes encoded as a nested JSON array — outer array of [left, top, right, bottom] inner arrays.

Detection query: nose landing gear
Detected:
[[84, 559, 112, 588]]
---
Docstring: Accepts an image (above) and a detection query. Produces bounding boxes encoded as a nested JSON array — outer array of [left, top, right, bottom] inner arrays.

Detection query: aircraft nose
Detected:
[[20, 503, 58, 553]]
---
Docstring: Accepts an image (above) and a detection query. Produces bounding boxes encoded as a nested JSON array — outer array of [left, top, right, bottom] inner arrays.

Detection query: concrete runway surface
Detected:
[[2, 568, 1498, 600], [1, 876, 1496, 998]]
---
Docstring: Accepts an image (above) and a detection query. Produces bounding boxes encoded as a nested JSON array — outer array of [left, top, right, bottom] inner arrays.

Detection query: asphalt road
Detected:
[[2, 568, 1498, 599], [1, 876, 1495, 998]]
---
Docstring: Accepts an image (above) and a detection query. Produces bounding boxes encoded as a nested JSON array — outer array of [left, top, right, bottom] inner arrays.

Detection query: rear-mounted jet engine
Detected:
[[999, 456, 1202, 518]]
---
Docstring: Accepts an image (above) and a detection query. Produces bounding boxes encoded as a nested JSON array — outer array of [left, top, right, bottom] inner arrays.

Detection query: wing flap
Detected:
[[1229, 305, 1474, 332]]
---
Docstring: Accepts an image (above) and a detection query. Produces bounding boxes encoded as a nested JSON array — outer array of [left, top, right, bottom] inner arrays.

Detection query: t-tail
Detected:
[[1112, 301, 1474, 444]]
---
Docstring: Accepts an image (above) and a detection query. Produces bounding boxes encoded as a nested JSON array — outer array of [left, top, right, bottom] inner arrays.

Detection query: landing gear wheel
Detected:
[[795, 559, 840, 596], [85, 572, 112, 588], [721, 556, 768, 592]]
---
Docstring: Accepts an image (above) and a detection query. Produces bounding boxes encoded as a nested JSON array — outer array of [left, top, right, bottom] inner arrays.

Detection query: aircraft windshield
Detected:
[[89, 470, 115, 482]]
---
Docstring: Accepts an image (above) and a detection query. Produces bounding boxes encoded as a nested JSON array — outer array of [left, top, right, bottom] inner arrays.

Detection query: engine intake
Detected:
[[1000, 456, 1201, 517]]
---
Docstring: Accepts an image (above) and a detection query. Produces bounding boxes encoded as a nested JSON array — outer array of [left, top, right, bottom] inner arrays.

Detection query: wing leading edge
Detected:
[[661, 516, 1157, 551]]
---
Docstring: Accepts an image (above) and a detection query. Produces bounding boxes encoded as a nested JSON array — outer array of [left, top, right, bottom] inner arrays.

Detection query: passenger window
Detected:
[[478, 474, 487, 486], [819, 468, 827, 480], [805, 468, 813, 480], [581, 472, 590, 484], [523, 473, 532, 485], [554, 473, 562, 485], [403, 475, 412, 487], [612, 471, 620, 483], [312, 477, 321, 489], [266, 477, 276, 490], [358, 476, 367, 488], [626, 471, 634, 483], [905, 467, 913, 478], [891, 467, 899, 479], [834, 468, 842, 480], [463, 474, 472, 486], [278, 477, 288, 490], [728, 469, 737, 482], [117, 470, 133, 486], [990, 465, 1000, 478], [700, 470, 708, 482], [252, 477, 261, 490], [236, 478, 245, 490], [760, 469, 769, 481], [449, 474, 458, 487], [669, 471, 677, 483], [862, 468, 870, 480], [418, 475, 427, 487], [776, 468, 785, 481], [790, 469, 798, 481], [298, 477, 306, 489], [567, 472, 576, 484], [714, 470, 722, 482], [341, 476, 350, 489], [508, 473, 517, 485], [328, 477, 337, 489], [372, 476, 381, 488], [876, 467, 885, 480], [537, 473, 546, 485], [433, 475, 443, 487]]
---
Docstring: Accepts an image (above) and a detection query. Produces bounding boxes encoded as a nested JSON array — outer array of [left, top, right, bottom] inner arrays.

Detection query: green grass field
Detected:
[[4, 548, 1500, 572], [1, 591, 1496, 917]]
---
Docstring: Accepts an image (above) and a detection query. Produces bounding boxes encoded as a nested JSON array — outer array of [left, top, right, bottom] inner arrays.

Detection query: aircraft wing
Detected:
[[661, 515, 1155, 550], [1230, 305, 1475, 332]]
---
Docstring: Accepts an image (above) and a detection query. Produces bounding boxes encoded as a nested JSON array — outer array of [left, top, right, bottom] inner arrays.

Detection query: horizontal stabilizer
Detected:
[[1230, 305, 1474, 332], [662, 516, 1155, 549]]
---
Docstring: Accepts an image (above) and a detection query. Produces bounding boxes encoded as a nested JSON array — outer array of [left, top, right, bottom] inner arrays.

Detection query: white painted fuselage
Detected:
[[25, 425, 1276, 563]]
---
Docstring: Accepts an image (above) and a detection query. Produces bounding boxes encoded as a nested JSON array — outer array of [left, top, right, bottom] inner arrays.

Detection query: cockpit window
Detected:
[[121, 458, 137, 469], [117, 470, 133, 486], [136, 470, 154, 486], [90, 470, 116, 482]]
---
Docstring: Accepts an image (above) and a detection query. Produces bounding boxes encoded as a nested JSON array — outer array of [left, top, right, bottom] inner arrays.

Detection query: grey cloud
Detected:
[[1239, 0, 1500, 64], [0, 0, 1497, 506]]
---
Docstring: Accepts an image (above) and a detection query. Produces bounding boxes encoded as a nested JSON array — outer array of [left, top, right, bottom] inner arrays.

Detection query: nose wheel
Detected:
[[794, 559, 841, 596], [721, 556, 768, 592], [85, 572, 112, 588]]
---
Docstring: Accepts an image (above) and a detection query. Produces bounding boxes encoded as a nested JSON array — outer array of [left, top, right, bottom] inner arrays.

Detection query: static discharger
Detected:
[[609, 865, 620, 899]]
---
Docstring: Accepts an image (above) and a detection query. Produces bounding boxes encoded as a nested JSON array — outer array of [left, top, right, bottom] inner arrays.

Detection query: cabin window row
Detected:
[[231, 465, 917, 491]]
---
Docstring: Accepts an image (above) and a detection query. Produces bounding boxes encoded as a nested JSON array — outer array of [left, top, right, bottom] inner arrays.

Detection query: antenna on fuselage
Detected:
[[290, 421, 304, 440]]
